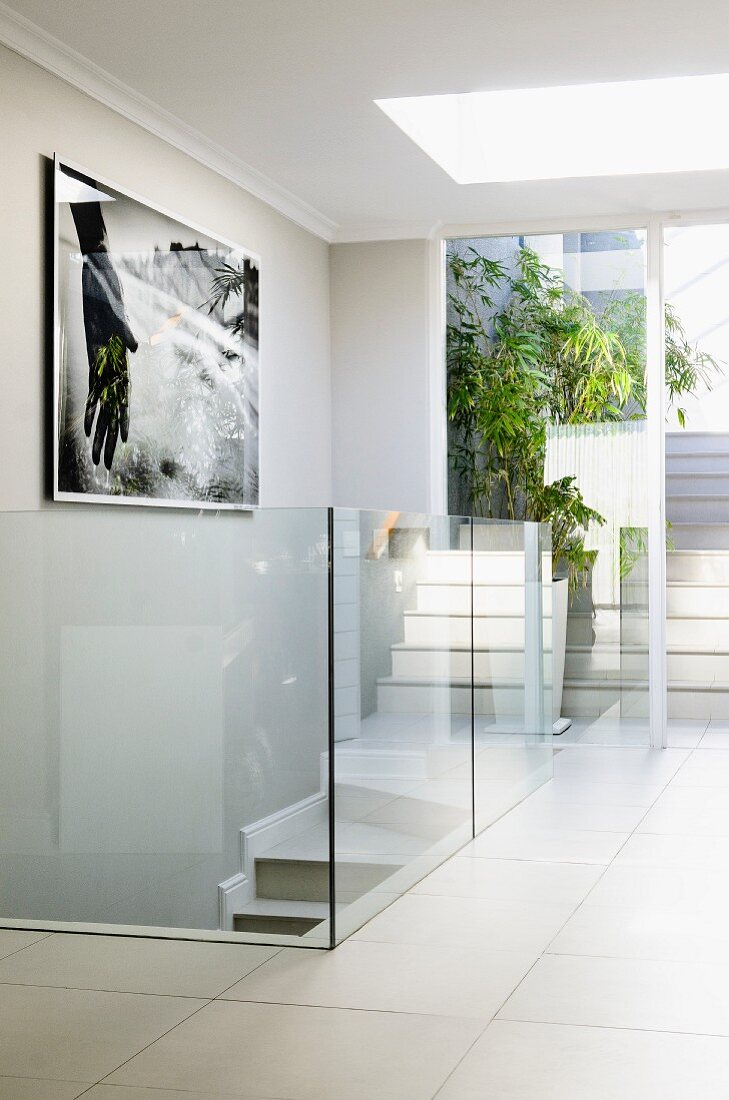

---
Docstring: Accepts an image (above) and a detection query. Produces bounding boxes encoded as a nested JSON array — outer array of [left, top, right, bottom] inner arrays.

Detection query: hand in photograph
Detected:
[[70, 186, 139, 470]]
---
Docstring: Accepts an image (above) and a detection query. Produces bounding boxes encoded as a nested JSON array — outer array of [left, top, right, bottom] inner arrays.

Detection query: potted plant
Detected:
[[446, 243, 715, 727]]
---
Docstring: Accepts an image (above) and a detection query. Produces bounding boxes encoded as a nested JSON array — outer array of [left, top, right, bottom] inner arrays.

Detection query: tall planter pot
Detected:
[[552, 577, 569, 730]]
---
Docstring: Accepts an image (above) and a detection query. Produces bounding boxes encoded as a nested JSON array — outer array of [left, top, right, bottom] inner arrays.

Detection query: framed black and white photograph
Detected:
[[54, 156, 260, 509]]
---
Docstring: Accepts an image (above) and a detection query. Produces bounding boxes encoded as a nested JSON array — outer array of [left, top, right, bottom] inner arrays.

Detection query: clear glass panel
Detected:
[[331, 510, 473, 944], [0, 507, 331, 948], [447, 231, 649, 746], [664, 224, 729, 738], [471, 520, 552, 833]]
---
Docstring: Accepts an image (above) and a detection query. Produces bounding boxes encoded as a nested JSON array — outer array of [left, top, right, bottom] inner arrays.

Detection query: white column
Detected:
[[646, 217, 668, 749]]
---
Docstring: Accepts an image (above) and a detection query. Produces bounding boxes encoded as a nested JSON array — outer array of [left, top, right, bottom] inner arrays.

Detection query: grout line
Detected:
[[493, 1014, 729, 1041], [214, 947, 285, 999], [0, 929, 54, 963], [84, 994, 216, 1092]]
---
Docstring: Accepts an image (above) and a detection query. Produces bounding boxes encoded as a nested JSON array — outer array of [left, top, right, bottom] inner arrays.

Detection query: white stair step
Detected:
[[563, 678, 729, 721], [332, 746, 431, 780], [390, 644, 554, 680], [667, 495, 729, 523], [666, 453, 729, 473], [255, 855, 400, 903], [377, 676, 531, 717], [666, 431, 729, 453], [667, 473, 729, 493], [392, 644, 526, 680], [666, 618, 729, 646], [666, 551, 729, 582], [415, 582, 552, 616], [404, 612, 524, 647], [422, 550, 526, 585], [669, 524, 729, 550], [564, 645, 647, 680], [666, 583, 729, 616], [565, 644, 729, 682]]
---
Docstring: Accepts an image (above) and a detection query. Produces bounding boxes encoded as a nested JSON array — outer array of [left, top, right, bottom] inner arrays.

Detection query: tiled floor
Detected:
[[4, 721, 729, 1097]]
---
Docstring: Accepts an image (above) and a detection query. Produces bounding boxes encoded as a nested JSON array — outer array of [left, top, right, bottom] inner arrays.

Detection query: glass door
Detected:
[[663, 222, 729, 742]]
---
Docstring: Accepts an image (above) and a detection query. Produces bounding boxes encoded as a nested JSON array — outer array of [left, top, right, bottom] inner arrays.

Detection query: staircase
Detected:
[[560, 432, 729, 720], [230, 736, 475, 939], [376, 531, 552, 720], [663, 432, 729, 718]]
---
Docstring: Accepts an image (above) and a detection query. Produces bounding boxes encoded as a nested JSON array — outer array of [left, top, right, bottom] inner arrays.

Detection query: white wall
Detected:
[[0, 44, 332, 509], [330, 239, 443, 514], [0, 45, 333, 934]]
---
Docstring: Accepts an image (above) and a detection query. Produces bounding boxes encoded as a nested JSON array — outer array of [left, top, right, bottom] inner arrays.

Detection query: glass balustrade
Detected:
[[0, 507, 552, 949]]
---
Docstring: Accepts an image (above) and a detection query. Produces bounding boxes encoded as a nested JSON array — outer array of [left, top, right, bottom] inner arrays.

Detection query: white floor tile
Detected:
[[0, 1081, 87, 1100], [638, 785, 729, 836], [500, 799, 646, 833], [499, 953, 729, 1035], [106, 999, 483, 1100], [699, 729, 729, 748], [553, 747, 688, 785], [412, 856, 602, 905], [525, 778, 663, 807], [0, 934, 279, 998], [221, 939, 534, 1018], [352, 892, 573, 951], [615, 832, 729, 869], [672, 749, 729, 786], [549, 902, 729, 962], [0, 928, 50, 960], [0, 984, 204, 1082], [82, 1087, 267, 1099], [437, 1020, 729, 1100], [467, 821, 628, 864], [581, 863, 729, 912]]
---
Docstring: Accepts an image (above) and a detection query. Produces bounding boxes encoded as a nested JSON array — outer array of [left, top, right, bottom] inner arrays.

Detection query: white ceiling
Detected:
[[4, 0, 729, 239]]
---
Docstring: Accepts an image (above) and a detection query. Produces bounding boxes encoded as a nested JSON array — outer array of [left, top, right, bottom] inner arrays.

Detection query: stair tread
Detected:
[[404, 609, 559, 618]]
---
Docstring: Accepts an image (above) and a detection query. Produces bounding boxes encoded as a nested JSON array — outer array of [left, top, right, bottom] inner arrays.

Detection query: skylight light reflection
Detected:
[[376, 74, 729, 183]]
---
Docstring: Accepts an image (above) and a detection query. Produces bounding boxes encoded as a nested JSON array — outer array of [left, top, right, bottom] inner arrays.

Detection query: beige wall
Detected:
[[330, 239, 441, 514], [0, 44, 332, 510]]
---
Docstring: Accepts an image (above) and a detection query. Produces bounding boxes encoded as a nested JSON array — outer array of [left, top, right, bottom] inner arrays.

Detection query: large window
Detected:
[[446, 230, 651, 745]]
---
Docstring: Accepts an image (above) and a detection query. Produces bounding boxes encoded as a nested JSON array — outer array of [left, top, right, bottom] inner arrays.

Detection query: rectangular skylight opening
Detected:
[[376, 74, 729, 184]]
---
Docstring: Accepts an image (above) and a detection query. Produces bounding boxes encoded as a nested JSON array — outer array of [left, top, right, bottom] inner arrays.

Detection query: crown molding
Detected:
[[333, 220, 443, 243], [0, 0, 338, 241]]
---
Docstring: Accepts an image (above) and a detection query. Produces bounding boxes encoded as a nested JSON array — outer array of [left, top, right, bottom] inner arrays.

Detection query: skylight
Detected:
[[376, 74, 729, 184]]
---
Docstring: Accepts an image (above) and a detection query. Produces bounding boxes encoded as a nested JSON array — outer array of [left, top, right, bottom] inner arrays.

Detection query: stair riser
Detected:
[[377, 682, 530, 716], [565, 652, 729, 681], [256, 859, 329, 903], [563, 682, 729, 721], [622, 618, 729, 646], [334, 752, 429, 780], [565, 652, 647, 679], [667, 553, 729, 582], [416, 584, 552, 615], [666, 454, 729, 472], [256, 858, 400, 904], [422, 554, 526, 585], [667, 498, 729, 523], [391, 649, 553, 679], [667, 588, 729, 615], [666, 432, 729, 453], [667, 475, 729, 494], [669, 525, 729, 550], [561, 685, 641, 717], [404, 616, 529, 647]]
